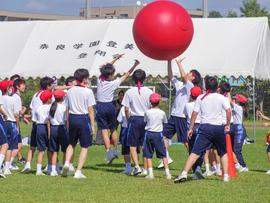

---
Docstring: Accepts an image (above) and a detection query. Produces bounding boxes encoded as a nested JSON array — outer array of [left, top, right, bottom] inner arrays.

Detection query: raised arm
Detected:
[[257, 111, 270, 121], [119, 59, 140, 83], [175, 58, 188, 83], [110, 53, 124, 65]]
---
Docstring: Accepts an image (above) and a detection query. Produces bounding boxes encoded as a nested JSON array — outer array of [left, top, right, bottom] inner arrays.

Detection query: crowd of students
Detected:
[[0, 54, 269, 182]]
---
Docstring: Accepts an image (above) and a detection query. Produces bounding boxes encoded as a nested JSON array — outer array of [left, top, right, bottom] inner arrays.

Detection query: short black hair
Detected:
[[100, 63, 115, 79], [118, 90, 124, 96], [65, 76, 75, 86], [74, 69, 89, 82], [10, 74, 20, 81], [13, 79, 25, 92], [132, 69, 146, 84], [40, 77, 54, 90], [190, 69, 202, 86], [205, 76, 218, 92], [151, 102, 159, 107], [219, 80, 231, 94]]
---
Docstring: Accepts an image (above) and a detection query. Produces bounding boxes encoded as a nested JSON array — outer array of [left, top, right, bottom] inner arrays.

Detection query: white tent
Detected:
[[0, 17, 269, 79]]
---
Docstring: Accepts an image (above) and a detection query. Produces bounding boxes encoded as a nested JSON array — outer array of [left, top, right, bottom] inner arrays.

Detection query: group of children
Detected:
[[0, 54, 269, 182]]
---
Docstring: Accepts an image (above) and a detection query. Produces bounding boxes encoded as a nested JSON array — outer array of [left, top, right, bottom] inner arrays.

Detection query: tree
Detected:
[[208, 10, 223, 18], [226, 10, 238, 18], [240, 0, 269, 17]]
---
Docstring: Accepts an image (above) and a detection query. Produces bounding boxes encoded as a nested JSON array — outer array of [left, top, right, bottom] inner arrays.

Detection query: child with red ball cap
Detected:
[[35, 90, 53, 176], [142, 93, 171, 179], [184, 86, 204, 180]]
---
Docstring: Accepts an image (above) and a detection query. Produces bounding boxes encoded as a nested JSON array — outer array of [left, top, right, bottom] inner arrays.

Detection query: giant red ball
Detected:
[[133, 0, 194, 60]]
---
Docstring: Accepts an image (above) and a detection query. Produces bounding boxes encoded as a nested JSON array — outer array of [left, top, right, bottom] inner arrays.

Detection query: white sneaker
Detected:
[[239, 167, 249, 172], [130, 167, 142, 176], [203, 170, 215, 177], [145, 174, 154, 179], [36, 172, 46, 176], [215, 170, 222, 176], [0, 172, 6, 178], [157, 158, 173, 169], [235, 163, 241, 171], [69, 164, 75, 172], [74, 171, 87, 179], [4, 169, 11, 175], [223, 175, 230, 182], [140, 168, 148, 176], [166, 173, 172, 180], [50, 170, 58, 177], [266, 170, 270, 174], [174, 174, 188, 183], [61, 165, 69, 177], [21, 166, 31, 173], [9, 163, 19, 171]]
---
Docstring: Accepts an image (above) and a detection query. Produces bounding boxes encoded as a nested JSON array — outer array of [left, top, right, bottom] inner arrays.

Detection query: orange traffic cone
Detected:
[[226, 134, 237, 177]]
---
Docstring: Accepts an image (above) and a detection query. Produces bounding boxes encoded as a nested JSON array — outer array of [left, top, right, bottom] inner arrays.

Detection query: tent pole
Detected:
[[253, 78, 256, 143]]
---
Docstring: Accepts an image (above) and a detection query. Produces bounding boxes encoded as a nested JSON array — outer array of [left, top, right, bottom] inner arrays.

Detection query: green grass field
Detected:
[[1, 125, 270, 203]]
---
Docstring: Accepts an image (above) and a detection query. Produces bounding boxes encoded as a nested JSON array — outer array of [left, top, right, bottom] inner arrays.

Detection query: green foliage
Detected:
[[209, 10, 223, 18], [240, 0, 269, 18], [226, 9, 238, 18]]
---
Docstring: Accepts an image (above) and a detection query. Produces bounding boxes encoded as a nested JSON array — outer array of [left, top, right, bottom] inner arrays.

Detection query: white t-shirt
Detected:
[[2, 95, 18, 122], [117, 106, 128, 128], [13, 93, 22, 114], [194, 93, 231, 125], [184, 101, 201, 124], [221, 96, 234, 124], [0, 90, 3, 105], [67, 86, 96, 115], [171, 77, 194, 118], [30, 91, 43, 122], [232, 103, 243, 125], [35, 104, 50, 124], [97, 78, 121, 102], [122, 86, 153, 117], [50, 103, 67, 125], [144, 108, 167, 132]]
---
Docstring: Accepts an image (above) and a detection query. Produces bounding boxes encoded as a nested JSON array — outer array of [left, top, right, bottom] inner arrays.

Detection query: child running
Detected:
[[174, 76, 231, 183], [96, 56, 139, 164], [48, 90, 68, 176], [143, 93, 171, 179]]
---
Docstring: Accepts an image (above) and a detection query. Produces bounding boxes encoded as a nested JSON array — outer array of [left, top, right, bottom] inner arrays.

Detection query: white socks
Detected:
[[64, 161, 70, 168], [181, 171, 188, 177], [25, 162, 31, 169], [205, 163, 210, 172], [0, 154, 5, 166], [37, 164, 42, 173], [148, 168, 153, 175], [166, 150, 170, 159], [5, 161, 10, 170], [165, 168, 170, 176]]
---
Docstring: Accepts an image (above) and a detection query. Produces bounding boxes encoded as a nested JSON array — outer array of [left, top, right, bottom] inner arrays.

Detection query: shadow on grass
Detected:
[[250, 169, 267, 173], [82, 165, 123, 174]]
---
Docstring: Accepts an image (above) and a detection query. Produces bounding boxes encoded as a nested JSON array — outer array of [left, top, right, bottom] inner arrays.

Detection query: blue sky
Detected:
[[0, 0, 269, 16]]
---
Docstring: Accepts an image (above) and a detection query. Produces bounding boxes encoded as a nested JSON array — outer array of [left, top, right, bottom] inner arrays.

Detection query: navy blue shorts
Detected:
[[30, 122, 37, 148], [36, 124, 49, 151], [5, 121, 18, 150], [0, 116, 7, 145], [49, 125, 69, 152], [96, 102, 117, 130], [69, 114, 92, 148], [163, 116, 188, 143], [192, 124, 227, 157], [267, 145, 270, 153], [120, 127, 129, 155], [127, 116, 146, 147], [143, 131, 166, 159]]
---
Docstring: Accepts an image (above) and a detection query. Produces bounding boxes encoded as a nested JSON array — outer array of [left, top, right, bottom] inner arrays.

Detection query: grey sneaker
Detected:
[[130, 167, 142, 176]]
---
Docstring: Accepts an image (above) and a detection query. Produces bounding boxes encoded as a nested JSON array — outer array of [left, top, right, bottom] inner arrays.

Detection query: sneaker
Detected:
[[18, 158, 27, 165], [235, 163, 241, 171], [145, 174, 154, 179], [215, 170, 222, 176], [157, 158, 174, 169], [36, 172, 46, 176], [166, 173, 172, 180], [0, 172, 6, 178], [140, 168, 148, 176], [69, 164, 75, 172], [106, 151, 116, 165], [194, 170, 205, 180], [61, 165, 69, 177], [4, 169, 11, 175], [266, 170, 270, 174], [10, 163, 19, 171], [113, 149, 118, 159], [174, 174, 188, 183], [203, 170, 215, 177], [21, 166, 31, 173], [50, 170, 58, 177], [74, 171, 87, 179], [42, 165, 48, 173], [130, 167, 142, 176], [239, 167, 249, 173], [223, 175, 230, 182]]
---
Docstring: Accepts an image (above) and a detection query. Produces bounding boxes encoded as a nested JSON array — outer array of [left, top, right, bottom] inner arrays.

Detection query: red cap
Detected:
[[53, 90, 66, 99], [234, 94, 247, 104], [191, 86, 202, 97], [150, 93, 161, 103], [40, 90, 53, 103], [0, 80, 13, 91]]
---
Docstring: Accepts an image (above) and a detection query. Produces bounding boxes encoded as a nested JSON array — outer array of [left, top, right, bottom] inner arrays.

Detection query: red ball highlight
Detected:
[[133, 0, 194, 60]]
